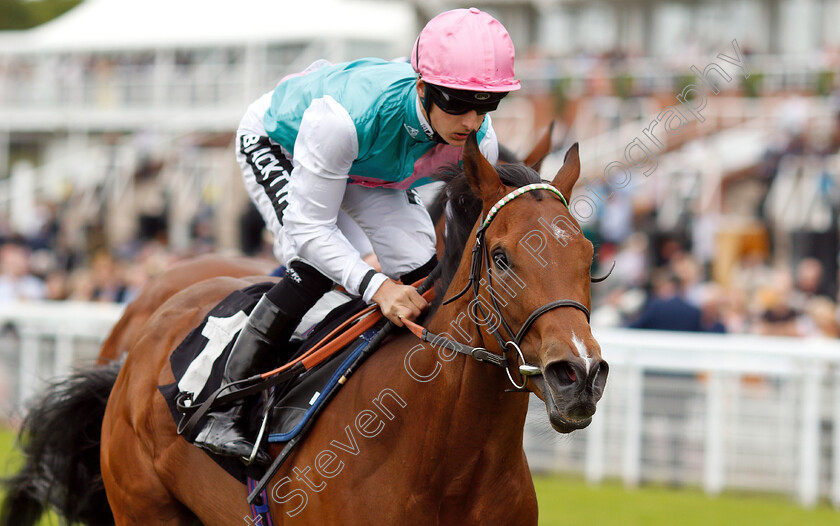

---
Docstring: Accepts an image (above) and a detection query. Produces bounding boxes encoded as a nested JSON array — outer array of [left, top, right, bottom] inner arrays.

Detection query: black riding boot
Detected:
[[193, 262, 333, 465], [192, 295, 290, 465]]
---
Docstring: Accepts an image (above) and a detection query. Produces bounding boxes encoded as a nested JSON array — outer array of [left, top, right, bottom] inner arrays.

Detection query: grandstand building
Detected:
[[416, 0, 840, 55], [0, 0, 415, 251], [0, 0, 838, 277]]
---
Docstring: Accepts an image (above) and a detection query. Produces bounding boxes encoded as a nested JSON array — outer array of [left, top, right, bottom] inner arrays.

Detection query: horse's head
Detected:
[[456, 133, 608, 433]]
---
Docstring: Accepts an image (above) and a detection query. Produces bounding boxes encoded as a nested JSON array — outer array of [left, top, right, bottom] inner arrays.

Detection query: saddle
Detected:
[[157, 282, 384, 483]]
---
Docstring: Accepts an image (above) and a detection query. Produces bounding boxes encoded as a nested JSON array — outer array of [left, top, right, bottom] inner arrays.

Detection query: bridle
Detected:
[[405, 183, 592, 390]]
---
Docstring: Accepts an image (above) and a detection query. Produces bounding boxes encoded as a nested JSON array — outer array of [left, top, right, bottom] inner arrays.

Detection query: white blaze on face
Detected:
[[571, 331, 592, 374]]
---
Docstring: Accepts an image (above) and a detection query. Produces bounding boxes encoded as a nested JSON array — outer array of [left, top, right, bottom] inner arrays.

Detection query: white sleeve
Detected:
[[478, 115, 500, 165], [281, 96, 384, 302], [292, 96, 358, 179]]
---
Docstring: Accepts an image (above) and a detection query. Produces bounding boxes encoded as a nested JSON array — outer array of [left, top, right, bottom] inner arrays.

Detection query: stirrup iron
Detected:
[[244, 404, 271, 466]]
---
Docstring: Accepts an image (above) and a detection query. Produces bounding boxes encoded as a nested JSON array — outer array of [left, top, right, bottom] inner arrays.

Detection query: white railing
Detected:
[[0, 301, 123, 414], [2, 301, 840, 509]]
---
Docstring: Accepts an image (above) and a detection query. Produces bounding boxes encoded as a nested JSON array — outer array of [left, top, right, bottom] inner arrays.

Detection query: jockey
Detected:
[[194, 7, 521, 462]]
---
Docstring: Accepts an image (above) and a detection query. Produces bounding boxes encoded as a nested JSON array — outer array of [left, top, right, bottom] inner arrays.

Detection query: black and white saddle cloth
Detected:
[[157, 282, 375, 482]]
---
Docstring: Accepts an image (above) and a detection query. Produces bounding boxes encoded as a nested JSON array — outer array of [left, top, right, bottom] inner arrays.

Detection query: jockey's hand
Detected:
[[371, 279, 428, 327]]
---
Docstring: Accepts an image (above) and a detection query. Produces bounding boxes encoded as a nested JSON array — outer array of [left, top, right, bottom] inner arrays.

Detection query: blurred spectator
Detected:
[[43, 270, 70, 301], [753, 285, 800, 337], [89, 250, 128, 303], [67, 268, 96, 301], [719, 288, 752, 334], [591, 286, 645, 327], [615, 233, 650, 289], [697, 284, 727, 333], [121, 261, 150, 304], [627, 269, 704, 332], [801, 296, 840, 338], [730, 249, 775, 300], [0, 242, 45, 302], [792, 258, 833, 308], [670, 253, 704, 307]]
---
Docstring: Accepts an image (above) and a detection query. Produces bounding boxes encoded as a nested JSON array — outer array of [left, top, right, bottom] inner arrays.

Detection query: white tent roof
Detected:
[[3, 0, 416, 53]]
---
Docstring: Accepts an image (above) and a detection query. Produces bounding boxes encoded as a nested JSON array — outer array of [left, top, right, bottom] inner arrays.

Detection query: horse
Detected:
[[3, 131, 605, 525], [94, 122, 564, 366], [96, 255, 275, 364]]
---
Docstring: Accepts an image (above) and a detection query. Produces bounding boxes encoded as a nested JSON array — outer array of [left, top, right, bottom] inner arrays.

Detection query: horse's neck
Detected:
[[419, 298, 531, 447]]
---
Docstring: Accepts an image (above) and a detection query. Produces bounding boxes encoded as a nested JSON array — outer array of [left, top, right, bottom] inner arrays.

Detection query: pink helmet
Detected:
[[411, 8, 520, 93]]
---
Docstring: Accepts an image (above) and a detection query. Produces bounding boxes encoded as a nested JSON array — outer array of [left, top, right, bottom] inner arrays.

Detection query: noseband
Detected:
[[410, 183, 591, 390]]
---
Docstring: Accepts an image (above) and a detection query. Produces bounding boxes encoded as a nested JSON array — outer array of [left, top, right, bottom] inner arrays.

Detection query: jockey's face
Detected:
[[417, 81, 486, 147], [430, 106, 485, 146]]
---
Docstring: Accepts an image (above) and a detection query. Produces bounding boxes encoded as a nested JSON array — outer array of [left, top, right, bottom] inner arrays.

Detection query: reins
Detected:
[[407, 183, 591, 390]]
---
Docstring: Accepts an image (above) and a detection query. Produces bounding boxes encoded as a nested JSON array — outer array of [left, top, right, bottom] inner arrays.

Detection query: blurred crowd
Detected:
[[1, 44, 839, 342], [590, 234, 840, 338], [0, 236, 174, 305], [587, 105, 840, 338], [0, 200, 206, 305], [3, 184, 840, 342]]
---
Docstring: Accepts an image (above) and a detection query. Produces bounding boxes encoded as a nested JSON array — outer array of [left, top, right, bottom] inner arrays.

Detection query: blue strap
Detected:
[[267, 329, 376, 442], [247, 477, 275, 526]]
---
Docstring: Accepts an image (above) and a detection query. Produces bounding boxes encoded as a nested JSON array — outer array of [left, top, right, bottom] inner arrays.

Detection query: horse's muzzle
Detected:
[[535, 359, 609, 433]]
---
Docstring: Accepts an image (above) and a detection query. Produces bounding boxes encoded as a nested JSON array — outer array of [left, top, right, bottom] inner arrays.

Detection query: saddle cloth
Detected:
[[158, 282, 377, 482]]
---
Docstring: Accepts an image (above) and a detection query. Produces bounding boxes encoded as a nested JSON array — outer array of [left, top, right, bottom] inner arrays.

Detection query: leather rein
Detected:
[[403, 183, 592, 390]]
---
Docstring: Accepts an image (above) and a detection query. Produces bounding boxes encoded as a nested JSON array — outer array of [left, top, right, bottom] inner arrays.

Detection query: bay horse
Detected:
[[3, 131, 605, 525]]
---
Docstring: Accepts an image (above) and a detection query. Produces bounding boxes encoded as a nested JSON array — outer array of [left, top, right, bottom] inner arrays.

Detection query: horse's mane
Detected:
[[428, 162, 544, 312]]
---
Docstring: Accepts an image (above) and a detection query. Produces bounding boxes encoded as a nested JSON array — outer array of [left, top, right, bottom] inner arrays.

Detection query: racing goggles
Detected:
[[426, 84, 507, 115]]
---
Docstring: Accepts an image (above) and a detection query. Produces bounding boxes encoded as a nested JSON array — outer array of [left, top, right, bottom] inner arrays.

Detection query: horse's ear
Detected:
[[463, 131, 502, 202], [550, 142, 580, 200]]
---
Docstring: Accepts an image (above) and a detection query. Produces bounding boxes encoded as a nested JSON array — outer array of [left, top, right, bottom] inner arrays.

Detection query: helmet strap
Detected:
[[419, 81, 449, 145]]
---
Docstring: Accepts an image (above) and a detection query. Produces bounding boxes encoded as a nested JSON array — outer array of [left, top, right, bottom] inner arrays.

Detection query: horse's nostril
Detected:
[[545, 360, 579, 389], [591, 361, 609, 400], [564, 362, 576, 383]]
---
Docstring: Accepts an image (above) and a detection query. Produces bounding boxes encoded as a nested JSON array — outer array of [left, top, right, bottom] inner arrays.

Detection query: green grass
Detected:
[[534, 474, 840, 526], [1, 427, 58, 526], [1, 427, 838, 525], [0, 427, 21, 481]]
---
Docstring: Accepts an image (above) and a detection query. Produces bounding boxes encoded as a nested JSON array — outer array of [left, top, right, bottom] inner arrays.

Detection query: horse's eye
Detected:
[[493, 250, 510, 270]]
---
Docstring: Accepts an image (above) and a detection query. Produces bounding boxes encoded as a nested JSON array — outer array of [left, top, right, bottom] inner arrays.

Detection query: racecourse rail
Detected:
[[1, 301, 839, 510]]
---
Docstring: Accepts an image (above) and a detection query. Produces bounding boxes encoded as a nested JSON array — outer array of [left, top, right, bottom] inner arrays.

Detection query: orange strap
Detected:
[[258, 305, 378, 378], [301, 311, 383, 368], [402, 318, 426, 339]]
